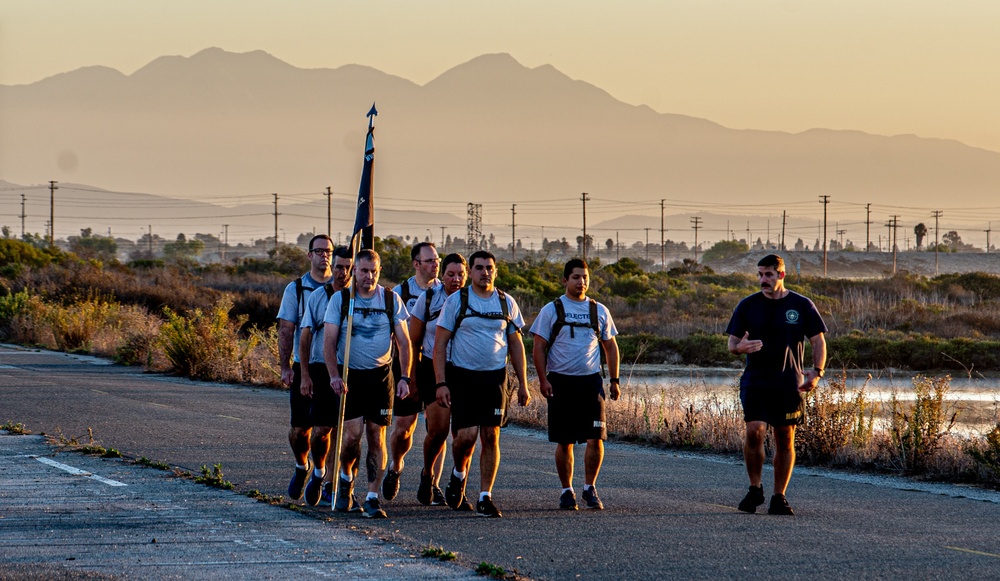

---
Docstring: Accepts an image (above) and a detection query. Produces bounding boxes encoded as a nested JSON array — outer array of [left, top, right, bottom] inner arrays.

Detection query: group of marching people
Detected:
[[278, 237, 827, 519], [277, 236, 620, 519]]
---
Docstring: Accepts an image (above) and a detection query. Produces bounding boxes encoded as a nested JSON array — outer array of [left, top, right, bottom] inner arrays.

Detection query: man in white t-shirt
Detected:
[[434, 250, 530, 518], [530, 259, 620, 511], [322, 249, 412, 519]]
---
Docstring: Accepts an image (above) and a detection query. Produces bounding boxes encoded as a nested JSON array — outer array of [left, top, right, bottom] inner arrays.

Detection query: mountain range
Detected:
[[2, 47, 998, 243]]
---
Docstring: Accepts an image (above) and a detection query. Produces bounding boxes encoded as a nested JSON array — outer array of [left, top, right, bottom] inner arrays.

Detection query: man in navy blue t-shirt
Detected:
[[726, 254, 827, 516]]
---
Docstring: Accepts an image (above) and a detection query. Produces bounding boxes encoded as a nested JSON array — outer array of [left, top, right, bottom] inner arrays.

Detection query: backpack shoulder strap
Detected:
[[339, 288, 351, 322], [453, 286, 470, 332], [399, 279, 414, 305], [589, 298, 600, 336], [324, 283, 335, 299], [295, 278, 304, 319], [549, 297, 567, 343], [424, 287, 434, 317]]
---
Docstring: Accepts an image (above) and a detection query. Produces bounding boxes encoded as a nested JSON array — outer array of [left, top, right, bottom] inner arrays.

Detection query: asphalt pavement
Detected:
[[2, 344, 1000, 580]]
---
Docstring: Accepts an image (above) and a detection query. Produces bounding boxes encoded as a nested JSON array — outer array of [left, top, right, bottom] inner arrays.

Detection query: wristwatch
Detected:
[[399, 376, 411, 384], [813, 368, 825, 378], [610, 377, 620, 385]]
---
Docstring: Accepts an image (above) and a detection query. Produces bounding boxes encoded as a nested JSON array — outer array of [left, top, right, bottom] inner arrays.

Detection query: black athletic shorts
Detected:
[[415, 356, 438, 407], [341, 364, 394, 426], [289, 363, 311, 428], [547, 372, 607, 444], [447, 363, 510, 435], [740, 381, 805, 427], [307, 363, 339, 428], [392, 354, 424, 417]]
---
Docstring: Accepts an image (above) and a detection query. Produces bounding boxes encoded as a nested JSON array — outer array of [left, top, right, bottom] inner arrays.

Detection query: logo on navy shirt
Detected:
[[785, 309, 800, 324]]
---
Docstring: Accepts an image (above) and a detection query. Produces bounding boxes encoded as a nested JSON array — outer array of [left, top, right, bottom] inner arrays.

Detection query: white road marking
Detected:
[[0, 364, 18, 369], [34, 456, 128, 487]]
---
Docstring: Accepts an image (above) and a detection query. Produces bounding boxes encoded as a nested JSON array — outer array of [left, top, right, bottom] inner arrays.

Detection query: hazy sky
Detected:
[[4, 1, 1000, 153]]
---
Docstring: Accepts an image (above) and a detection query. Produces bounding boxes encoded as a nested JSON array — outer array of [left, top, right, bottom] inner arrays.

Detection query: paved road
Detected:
[[3, 344, 1000, 579]]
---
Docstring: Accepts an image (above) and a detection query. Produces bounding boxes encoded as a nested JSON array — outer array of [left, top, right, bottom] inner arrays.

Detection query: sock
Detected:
[[584, 484, 594, 492], [295, 463, 308, 471], [341, 471, 353, 482], [366, 491, 379, 501], [562, 487, 574, 495], [452, 468, 466, 480], [479, 491, 491, 501], [313, 468, 325, 478]]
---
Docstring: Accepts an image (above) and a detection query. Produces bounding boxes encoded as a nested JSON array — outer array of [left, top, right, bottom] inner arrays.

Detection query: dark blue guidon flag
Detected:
[[352, 103, 377, 249]]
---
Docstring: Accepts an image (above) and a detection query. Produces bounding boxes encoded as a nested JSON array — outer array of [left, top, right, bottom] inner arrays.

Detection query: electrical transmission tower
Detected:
[[467, 203, 482, 255]]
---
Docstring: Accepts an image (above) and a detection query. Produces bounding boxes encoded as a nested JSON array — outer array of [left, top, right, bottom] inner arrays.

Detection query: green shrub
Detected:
[[159, 298, 259, 382], [889, 375, 958, 473]]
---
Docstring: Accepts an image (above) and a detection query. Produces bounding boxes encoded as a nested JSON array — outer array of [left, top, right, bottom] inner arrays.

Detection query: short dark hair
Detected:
[[441, 253, 467, 270], [563, 258, 589, 279], [469, 250, 496, 266], [758, 254, 785, 272], [332, 245, 352, 260], [356, 248, 380, 266], [308, 234, 333, 252], [411, 241, 437, 261]]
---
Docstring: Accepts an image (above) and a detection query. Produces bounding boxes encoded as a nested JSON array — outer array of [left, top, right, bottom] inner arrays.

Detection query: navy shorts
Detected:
[[307, 363, 339, 428], [341, 364, 394, 426], [415, 356, 438, 407], [288, 363, 311, 428], [446, 363, 510, 434], [547, 372, 607, 444], [740, 382, 805, 427]]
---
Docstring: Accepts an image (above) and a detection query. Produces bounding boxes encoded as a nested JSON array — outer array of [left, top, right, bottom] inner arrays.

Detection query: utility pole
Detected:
[[272, 193, 279, 251], [819, 195, 830, 277], [440, 226, 446, 249], [511, 203, 517, 261], [616, 231, 620, 261], [48, 181, 58, 247], [20, 193, 26, 238], [147, 225, 153, 256], [325, 187, 333, 237], [580, 193, 590, 261], [660, 199, 665, 270], [865, 203, 872, 252], [985, 222, 992, 254], [781, 211, 787, 251], [223, 224, 229, 263], [932, 210, 943, 275], [891, 215, 900, 274], [691, 216, 702, 261], [644, 228, 650, 262]]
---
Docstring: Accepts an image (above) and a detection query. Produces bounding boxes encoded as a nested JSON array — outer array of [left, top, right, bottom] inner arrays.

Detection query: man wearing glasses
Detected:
[[277, 235, 335, 503], [382, 242, 444, 503]]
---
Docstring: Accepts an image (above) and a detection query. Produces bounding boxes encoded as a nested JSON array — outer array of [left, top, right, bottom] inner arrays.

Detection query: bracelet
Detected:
[[813, 368, 825, 378], [609, 378, 620, 385], [435, 381, 447, 388], [399, 376, 411, 384]]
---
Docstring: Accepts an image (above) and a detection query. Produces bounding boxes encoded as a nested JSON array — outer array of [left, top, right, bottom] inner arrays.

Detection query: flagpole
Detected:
[[330, 103, 377, 509]]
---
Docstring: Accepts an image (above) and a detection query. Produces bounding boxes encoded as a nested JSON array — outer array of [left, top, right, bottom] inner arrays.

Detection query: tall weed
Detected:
[[888, 375, 958, 473], [159, 298, 259, 382]]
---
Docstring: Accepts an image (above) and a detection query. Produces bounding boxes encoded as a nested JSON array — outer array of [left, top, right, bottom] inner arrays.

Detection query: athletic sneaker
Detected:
[[582, 487, 604, 510], [560, 490, 578, 510], [768, 493, 794, 516], [382, 469, 401, 501], [445, 473, 468, 510], [431, 485, 447, 507], [287, 466, 309, 501], [334, 477, 362, 513], [476, 496, 503, 518], [363, 497, 388, 519], [318, 482, 333, 507], [417, 471, 433, 505], [738, 485, 765, 514], [304, 472, 324, 506]]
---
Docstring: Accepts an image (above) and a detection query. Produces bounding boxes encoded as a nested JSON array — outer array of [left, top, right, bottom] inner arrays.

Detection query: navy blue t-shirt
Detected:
[[725, 291, 827, 390]]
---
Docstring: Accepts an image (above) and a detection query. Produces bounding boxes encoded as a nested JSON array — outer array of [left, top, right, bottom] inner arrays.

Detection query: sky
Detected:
[[3, 0, 1000, 153]]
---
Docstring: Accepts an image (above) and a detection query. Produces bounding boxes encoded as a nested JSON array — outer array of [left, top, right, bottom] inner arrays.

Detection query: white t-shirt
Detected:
[[437, 288, 525, 371], [299, 284, 334, 365], [409, 286, 449, 358], [393, 276, 443, 319], [276, 273, 324, 364], [323, 286, 408, 370], [530, 296, 617, 376]]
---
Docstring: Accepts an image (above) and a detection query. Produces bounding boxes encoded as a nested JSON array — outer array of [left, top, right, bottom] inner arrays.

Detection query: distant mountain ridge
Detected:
[[2, 47, 998, 242]]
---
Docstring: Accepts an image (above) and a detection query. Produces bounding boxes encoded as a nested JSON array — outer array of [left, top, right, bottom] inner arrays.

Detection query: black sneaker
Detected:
[[363, 497, 388, 519], [582, 487, 604, 510], [287, 466, 308, 500], [318, 482, 333, 507], [738, 485, 765, 514], [304, 472, 324, 506], [445, 472, 467, 510], [768, 494, 794, 516], [382, 469, 401, 501], [334, 477, 362, 513], [431, 485, 447, 506], [417, 471, 434, 505], [476, 495, 502, 518], [560, 490, 578, 510]]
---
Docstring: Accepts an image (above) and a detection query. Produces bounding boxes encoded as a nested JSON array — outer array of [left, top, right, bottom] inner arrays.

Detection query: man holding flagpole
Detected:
[[322, 249, 411, 519]]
